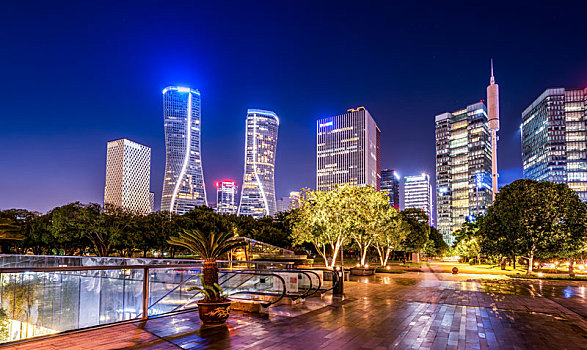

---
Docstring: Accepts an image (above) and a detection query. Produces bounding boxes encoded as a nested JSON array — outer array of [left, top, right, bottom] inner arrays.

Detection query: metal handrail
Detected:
[[237, 269, 317, 299]]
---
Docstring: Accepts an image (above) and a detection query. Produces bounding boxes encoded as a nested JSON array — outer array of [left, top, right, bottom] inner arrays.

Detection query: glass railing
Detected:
[[0, 256, 335, 345]]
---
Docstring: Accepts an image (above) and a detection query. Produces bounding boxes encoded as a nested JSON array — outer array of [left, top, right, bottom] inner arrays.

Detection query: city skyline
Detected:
[[2, 2, 587, 212]]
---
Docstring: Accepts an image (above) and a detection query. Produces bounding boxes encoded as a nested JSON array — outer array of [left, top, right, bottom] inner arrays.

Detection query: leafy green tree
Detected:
[[481, 179, 587, 274], [373, 206, 405, 266], [400, 208, 430, 262], [291, 185, 364, 268], [424, 226, 449, 258]]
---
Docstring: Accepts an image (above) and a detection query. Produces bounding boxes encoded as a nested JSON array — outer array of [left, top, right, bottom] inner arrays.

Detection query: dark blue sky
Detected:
[[1, 1, 586, 212]]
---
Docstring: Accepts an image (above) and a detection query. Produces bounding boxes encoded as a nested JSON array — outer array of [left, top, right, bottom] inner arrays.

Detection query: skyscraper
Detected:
[[238, 109, 279, 218], [276, 191, 301, 213], [381, 169, 400, 209], [316, 107, 381, 191], [521, 88, 587, 201], [435, 102, 493, 244], [215, 181, 238, 215], [161, 86, 207, 214], [104, 138, 152, 214], [487, 60, 500, 201], [404, 174, 433, 226]]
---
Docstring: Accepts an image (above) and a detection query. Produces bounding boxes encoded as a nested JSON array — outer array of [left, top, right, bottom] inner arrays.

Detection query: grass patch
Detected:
[[375, 268, 408, 274]]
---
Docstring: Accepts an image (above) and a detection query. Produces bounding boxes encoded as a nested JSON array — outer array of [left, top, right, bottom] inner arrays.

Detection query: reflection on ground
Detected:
[[12, 267, 587, 349]]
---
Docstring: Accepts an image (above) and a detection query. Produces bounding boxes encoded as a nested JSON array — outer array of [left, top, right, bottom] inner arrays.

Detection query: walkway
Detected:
[[9, 269, 587, 349]]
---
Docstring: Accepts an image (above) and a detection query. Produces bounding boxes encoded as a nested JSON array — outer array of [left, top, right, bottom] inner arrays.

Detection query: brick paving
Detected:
[[9, 269, 587, 349]]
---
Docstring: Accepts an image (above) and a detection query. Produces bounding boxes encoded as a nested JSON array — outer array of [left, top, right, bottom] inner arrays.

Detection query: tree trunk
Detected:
[[513, 255, 516, 269], [202, 259, 219, 298], [383, 248, 391, 266], [527, 253, 533, 274], [500, 257, 506, 270], [569, 258, 575, 277]]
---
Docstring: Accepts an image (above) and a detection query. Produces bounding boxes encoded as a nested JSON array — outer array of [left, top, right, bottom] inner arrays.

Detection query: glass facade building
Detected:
[[521, 88, 587, 201], [381, 169, 400, 209], [104, 138, 152, 214], [316, 107, 381, 191], [238, 109, 279, 218], [435, 102, 493, 244], [161, 86, 207, 214], [404, 174, 433, 226], [215, 181, 238, 215]]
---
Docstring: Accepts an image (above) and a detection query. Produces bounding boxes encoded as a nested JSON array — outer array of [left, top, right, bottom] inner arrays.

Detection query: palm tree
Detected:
[[168, 227, 247, 300]]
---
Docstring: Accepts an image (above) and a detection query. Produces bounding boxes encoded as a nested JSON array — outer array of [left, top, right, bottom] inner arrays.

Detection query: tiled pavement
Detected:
[[8, 269, 587, 349]]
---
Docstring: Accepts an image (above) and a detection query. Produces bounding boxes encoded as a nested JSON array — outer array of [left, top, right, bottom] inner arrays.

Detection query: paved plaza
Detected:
[[10, 268, 587, 349]]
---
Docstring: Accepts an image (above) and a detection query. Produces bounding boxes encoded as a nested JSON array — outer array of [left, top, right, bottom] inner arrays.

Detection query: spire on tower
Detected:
[[490, 59, 495, 84]]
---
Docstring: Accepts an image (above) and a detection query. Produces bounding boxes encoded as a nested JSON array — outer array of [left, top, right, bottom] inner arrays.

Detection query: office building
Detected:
[[522, 88, 587, 201], [404, 174, 433, 226], [161, 86, 207, 214], [104, 138, 152, 214], [276, 191, 301, 213], [435, 102, 493, 244], [238, 109, 279, 218], [316, 107, 381, 191], [381, 169, 400, 209], [215, 181, 238, 215]]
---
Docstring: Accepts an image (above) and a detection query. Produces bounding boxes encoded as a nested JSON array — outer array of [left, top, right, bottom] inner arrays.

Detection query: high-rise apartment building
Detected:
[[238, 109, 279, 218], [404, 174, 433, 226], [316, 107, 381, 191], [104, 138, 152, 214], [522, 88, 587, 201], [435, 102, 493, 244], [276, 191, 301, 213], [161, 86, 207, 214], [381, 169, 400, 209], [215, 181, 238, 215]]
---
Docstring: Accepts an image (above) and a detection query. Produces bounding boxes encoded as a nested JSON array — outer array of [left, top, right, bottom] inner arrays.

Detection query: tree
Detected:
[[373, 206, 405, 266], [47, 202, 92, 255], [480, 179, 587, 274], [400, 208, 430, 262], [348, 186, 393, 266], [424, 227, 449, 258], [291, 185, 363, 268], [168, 218, 247, 299]]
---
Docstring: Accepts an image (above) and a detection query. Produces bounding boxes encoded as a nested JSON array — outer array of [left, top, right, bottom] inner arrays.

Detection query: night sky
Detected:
[[1, 1, 586, 213]]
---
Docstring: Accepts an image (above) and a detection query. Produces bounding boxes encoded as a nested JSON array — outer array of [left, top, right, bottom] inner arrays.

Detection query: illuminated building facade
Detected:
[[238, 109, 279, 218], [161, 86, 207, 214], [435, 102, 493, 244], [522, 88, 587, 201], [276, 191, 301, 213], [404, 174, 433, 226], [381, 169, 400, 209], [215, 181, 238, 215], [104, 138, 152, 214], [316, 107, 381, 191]]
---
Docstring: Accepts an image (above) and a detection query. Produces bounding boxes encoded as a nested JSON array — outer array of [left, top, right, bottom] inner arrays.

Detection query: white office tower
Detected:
[[276, 191, 301, 213], [316, 107, 381, 191], [487, 60, 500, 201], [161, 86, 207, 214], [104, 138, 152, 214], [404, 174, 433, 226], [238, 109, 279, 218], [215, 181, 238, 215]]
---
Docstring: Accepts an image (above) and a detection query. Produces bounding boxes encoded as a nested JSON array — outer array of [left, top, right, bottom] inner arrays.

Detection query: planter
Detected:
[[350, 267, 375, 276], [197, 301, 232, 324]]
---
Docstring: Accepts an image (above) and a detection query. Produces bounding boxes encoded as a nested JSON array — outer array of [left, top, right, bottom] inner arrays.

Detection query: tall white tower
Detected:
[[487, 60, 500, 201], [104, 138, 152, 214]]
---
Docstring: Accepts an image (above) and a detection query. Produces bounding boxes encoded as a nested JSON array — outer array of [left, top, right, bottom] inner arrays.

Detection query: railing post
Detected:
[[142, 267, 149, 320]]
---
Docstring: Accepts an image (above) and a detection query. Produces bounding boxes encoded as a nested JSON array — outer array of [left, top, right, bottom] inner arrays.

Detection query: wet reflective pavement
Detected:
[[11, 268, 587, 349]]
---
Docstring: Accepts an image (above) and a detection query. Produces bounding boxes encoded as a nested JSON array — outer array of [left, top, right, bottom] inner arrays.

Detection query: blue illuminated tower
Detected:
[[238, 109, 279, 218], [161, 86, 207, 214]]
